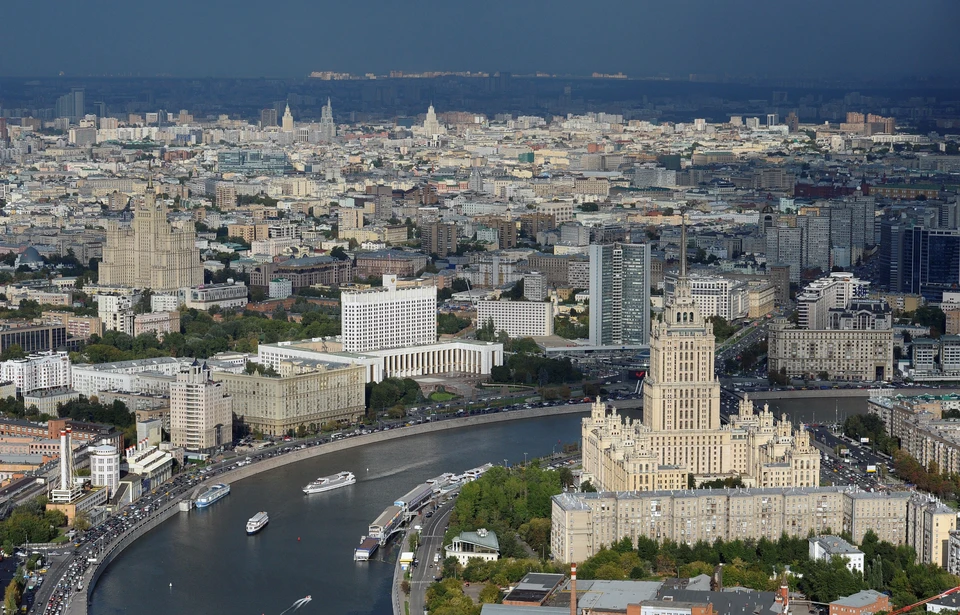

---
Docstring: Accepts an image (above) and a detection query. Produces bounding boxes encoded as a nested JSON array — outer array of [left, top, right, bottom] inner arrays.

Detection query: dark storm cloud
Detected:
[[1, 0, 956, 78]]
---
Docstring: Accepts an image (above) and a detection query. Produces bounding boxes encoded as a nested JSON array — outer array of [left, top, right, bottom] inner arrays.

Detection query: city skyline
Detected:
[[1, 0, 958, 79]]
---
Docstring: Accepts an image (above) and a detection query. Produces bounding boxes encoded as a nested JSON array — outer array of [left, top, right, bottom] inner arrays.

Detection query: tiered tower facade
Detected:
[[100, 184, 203, 291], [582, 219, 820, 491]]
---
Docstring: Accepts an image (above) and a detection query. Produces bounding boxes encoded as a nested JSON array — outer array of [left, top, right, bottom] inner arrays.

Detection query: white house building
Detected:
[[808, 535, 864, 573], [445, 528, 500, 566]]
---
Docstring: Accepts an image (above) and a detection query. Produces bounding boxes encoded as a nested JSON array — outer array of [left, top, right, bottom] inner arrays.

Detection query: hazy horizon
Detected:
[[2, 0, 958, 80]]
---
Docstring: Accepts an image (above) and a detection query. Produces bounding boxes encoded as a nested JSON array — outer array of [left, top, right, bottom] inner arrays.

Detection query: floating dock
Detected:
[[354, 537, 379, 561]]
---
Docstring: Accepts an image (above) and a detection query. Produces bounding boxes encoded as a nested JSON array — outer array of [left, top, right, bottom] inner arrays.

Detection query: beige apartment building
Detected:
[[213, 359, 365, 436], [100, 184, 203, 291], [768, 319, 894, 381], [868, 394, 960, 476], [170, 362, 232, 451], [551, 488, 951, 565]]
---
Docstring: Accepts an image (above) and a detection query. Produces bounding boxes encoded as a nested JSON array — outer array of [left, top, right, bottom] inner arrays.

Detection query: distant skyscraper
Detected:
[[588, 242, 651, 346], [319, 98, 336, 141], [260, 108, 278, 128], [55, 89, 84, 122], [468, 166, 484, 192], [423, 105, 442, 136], [281, 104, 294, 132], [767, 113, 779, 127]]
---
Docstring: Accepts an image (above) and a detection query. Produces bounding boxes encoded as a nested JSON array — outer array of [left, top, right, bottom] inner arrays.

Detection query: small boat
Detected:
[[303, 471, 356, 494], [246, 511, 269, 535]]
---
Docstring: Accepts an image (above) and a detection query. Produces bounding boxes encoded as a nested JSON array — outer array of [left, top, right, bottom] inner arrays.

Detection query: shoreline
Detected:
[[75, 403, 596, 615]]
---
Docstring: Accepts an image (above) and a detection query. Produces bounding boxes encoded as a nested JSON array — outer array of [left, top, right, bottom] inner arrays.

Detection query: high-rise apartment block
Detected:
[[170, 362, 232, 451], [796, 273, 870, 330], [260, 108, 278, 128], [421, 222, 458, 257], [55, 89, 85, 122], [522, 272, 546, 301], [341, 275, 437, 353], [588, 242, 650, 346], [100, 185, 204, 291]]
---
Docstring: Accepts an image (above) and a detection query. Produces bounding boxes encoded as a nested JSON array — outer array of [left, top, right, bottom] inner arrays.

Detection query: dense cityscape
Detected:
[[1, 4, 960, 615]]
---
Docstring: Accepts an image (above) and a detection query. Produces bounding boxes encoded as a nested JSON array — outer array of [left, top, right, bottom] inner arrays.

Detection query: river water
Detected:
[[90, 396, 871, 615]]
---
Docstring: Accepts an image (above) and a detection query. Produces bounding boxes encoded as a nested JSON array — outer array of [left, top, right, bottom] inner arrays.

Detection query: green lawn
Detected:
[[429, 391, 458, 402]]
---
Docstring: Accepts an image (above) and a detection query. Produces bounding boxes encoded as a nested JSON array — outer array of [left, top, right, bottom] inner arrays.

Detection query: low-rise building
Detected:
[[268, 278, 293, 299], [71, 357, 186, 397], [134, 311, 180, 340], [90, 444, 120, 496], [445, 529, 499, 566], [23, 387, 80, 415], [828, 590, 889, 615], [125, 440, 174, 488], [664, 273, 748, 321], [0, 351, 72, 395], [182, 281, 248, 311], [809, 535, 864, 573], [768, 317, 894, 381]]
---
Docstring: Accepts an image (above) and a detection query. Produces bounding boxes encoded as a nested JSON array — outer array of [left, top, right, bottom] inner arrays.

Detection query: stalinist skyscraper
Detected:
[[319, 98, 336, 141], [100, 181, 204, 291], [582, 218, 820, 491]]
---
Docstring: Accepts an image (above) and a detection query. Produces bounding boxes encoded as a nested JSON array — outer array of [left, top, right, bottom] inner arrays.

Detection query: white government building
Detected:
[[341, 275, 438, 353], [257, 338, 503, 383], [256, 274, 504, 382]]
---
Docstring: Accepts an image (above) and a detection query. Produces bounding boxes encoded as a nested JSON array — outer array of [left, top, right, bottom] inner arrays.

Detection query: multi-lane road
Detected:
[[406, 498, 457, 615]]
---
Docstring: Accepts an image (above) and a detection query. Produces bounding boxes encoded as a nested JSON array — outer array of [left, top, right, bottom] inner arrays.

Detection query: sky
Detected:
[[2, 0, 958, 79]]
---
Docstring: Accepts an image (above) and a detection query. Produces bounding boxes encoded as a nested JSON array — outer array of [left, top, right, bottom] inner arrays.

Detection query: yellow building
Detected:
[[747, 282, 776, 318], [212, 360, 365, 436]]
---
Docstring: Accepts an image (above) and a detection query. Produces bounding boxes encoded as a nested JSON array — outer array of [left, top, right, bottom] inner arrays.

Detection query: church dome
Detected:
[[19, 246, 43, 264]]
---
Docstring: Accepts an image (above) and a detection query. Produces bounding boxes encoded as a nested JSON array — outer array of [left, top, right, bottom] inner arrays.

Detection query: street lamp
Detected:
[[524, 452, 528, 466]]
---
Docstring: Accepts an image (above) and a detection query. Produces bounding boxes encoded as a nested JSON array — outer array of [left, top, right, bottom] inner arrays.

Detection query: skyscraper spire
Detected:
[[679, 211, 687, 278]]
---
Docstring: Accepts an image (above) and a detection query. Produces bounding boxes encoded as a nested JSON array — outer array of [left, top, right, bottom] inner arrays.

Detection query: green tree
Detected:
[[478, 583, 501, 604], [476, 318, 496, 342], [0, 344, 25, 361]]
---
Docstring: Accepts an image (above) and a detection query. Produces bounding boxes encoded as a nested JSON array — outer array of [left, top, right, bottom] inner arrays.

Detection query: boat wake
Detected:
[[279, 595, 312, 614], [364, 459, 433, 481]]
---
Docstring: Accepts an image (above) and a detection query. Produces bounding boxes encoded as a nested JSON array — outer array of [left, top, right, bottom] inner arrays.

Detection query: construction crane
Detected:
[[887, 585, 960, 615]]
